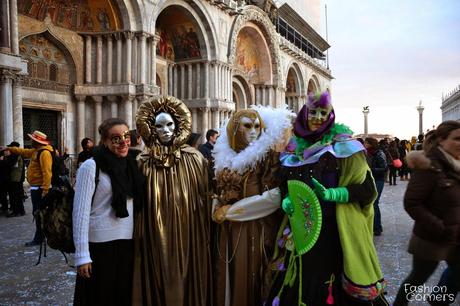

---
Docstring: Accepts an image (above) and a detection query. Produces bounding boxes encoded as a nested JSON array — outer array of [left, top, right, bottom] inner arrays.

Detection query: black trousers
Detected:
[[394, 255, 460, 306], [8, 182, 24, 214], [74, 239, 134, 306], [0, 183, 9, 212]]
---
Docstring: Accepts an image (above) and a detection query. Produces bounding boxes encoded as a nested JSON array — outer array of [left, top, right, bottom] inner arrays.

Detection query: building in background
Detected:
[[0, 0, 332, 153], [441, 85, 460, 121]]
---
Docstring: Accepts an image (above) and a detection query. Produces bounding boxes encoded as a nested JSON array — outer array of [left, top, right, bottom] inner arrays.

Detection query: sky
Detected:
[[321, 0, 460, 139]]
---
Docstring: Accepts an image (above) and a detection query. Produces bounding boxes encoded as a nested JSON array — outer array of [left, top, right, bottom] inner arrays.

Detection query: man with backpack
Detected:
[[0, 131, 53, 246]]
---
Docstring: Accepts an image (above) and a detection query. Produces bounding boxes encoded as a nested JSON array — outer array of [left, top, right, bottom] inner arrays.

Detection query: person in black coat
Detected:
[[365, 137, 388, 236]]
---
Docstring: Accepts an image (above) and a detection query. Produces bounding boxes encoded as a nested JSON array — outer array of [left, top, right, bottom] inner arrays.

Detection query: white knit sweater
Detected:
[[73, 159, 133, 267]]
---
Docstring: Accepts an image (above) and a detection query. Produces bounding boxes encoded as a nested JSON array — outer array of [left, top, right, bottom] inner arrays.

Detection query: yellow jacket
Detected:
[[8, 145, 54, 193]]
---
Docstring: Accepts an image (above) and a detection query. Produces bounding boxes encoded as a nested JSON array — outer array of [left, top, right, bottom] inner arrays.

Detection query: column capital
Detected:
[[122, 94, 136, 101], [92, 96, 103, 103], [107, 95, 119, 102], [0, 69, 15, 83], [75, 95, 86, 102], [199, 107, 210, 113], [211, 107, 220, 112], [152, 34, 161, 45], [113, 32, 123, 41], [12, 75, 24, 86], [124, 31, 135, 40], [137, 32, 151, 39], [136, 94, 148, 103]]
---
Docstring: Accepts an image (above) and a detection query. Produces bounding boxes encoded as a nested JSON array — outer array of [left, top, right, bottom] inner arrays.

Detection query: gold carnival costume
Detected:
[[212, 106, 293, 306], [132, 96, 211, 306]]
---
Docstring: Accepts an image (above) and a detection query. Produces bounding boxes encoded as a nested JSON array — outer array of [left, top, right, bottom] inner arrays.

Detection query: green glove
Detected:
[[311, 177, 349, 203], [282, 195, 294, 215]]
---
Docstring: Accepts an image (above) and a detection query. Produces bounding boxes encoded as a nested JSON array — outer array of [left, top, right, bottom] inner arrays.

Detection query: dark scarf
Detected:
[[93, 146, 145, 218], [294, 104, 336, 143]]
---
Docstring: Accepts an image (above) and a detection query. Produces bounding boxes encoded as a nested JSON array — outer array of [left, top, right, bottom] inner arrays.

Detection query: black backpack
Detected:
[[36, 148, 68, 186], [36, 165, 99, 265]]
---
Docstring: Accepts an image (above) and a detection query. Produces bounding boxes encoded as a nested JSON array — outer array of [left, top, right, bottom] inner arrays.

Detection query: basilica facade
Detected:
[[0, 0, 332, 153]]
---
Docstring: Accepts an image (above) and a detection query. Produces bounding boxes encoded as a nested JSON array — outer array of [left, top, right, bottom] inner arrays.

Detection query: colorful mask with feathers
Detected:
[[294, 91, 335, 142]]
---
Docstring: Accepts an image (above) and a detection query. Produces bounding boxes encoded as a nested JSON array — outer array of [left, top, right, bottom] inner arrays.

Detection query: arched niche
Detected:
[[234, 24, 272, 85], [154, 0, 217, 59], [20, 31, 76, 85], [232, 74, 252, 110], [285, 63, 304, 112], [307, 75, 320, 94], [228, 6, 282, 86], [18, 0, 123, 32], [155, 1, 216, 62]]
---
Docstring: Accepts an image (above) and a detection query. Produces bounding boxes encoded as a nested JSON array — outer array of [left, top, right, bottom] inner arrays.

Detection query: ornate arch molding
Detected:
[[232, 73, 253, 108], [286, 61, 306, 96], [113, 0, 143, 31], [307, 73, 321, 93], [228, 6, 282, 87], [18, 15, 83, 84], [153, 0, 218, 60]]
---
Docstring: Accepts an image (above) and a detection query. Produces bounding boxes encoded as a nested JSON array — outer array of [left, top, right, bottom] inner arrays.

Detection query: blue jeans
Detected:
[[373, 180, 385, 233], [30, 188, 44, 242]]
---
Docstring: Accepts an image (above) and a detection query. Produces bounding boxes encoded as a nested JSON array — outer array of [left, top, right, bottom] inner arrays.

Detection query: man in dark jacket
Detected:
[[77, 137, 94, 167], [365, 137, 388, 236], [6, 142, 26, 217], [198, 129, 219, 191]]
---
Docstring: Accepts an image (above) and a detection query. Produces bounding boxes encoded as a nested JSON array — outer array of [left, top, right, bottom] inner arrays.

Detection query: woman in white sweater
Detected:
[[73, 118, 144, 306]]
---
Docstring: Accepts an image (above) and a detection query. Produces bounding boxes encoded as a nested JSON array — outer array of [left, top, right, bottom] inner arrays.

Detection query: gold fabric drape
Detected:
[[213, 151, 281, 306], [132, 96, 212, 306]]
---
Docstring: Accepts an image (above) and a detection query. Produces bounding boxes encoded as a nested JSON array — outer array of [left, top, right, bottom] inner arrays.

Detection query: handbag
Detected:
[[392, 158, 402, 168]]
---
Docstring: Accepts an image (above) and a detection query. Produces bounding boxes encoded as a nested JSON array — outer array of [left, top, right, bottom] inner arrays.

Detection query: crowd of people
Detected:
[[0, 92, 459, 306]]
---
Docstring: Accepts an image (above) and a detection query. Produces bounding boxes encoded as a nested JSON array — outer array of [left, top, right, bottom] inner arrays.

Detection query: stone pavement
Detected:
[[0, 180, 458, 305]]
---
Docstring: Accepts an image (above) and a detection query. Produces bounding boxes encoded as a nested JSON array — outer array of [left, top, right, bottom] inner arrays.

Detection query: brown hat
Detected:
[[27, 130, 50, 145]]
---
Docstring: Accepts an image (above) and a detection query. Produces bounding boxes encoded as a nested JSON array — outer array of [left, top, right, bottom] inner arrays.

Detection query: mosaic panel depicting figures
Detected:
[[286, 69, 297, 94], [20, 33, 72, 84], [18, 0, 121, 32], [156, 9, 202, 61], [236, 31, 262, 83]]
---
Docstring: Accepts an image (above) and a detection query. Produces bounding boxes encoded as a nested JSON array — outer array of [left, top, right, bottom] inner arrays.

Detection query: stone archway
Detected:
[[285, 62, 305, 112], [232, 74, 252, 111], [307, 75, 320, 95], [228, 6, 281, 87]]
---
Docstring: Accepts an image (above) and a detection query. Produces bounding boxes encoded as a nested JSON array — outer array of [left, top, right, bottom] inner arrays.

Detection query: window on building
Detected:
[[49, 63, 58, 81]]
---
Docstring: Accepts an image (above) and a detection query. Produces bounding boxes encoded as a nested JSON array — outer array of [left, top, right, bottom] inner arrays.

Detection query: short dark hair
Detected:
[[206, 129, 218, 141], [98, 118, 128, 145], [81, 137, 93, 150], [365, 137, 379, 150]]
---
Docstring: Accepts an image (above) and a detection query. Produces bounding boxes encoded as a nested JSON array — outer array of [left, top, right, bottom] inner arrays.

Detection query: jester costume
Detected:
[[266, 92, 389, 306]]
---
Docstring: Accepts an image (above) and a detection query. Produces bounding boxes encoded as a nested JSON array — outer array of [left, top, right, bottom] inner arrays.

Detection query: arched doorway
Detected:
[[307, 75, 320, 95], [285, 63, 304, 112], [232, 74, 252, 111], [155, 4, 210, 100], [234, 24, 273, 106]]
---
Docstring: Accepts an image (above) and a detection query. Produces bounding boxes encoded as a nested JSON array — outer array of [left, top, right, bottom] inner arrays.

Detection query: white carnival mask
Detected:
[[154, 112, 175, 144], [239, 116, 261, 145]]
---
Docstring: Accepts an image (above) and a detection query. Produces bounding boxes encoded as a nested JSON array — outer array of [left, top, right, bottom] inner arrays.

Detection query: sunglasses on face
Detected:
[[110, 131, 131, 145]]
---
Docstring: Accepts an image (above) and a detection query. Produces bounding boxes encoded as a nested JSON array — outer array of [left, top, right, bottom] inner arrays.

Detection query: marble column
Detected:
[[116, 33, 122, 83], [173, 66, 178, 97], [139, 33, 147, 84], [180, 64, 185, 99], [200, 108, 209, 135], [106, 35, 113, 84], [108, 96, 118, 118], [96, 36, 103, 84], [210, 63, 216, 99], [187, 64, 192, 99], [211, 108, 219, 129], [123, 95, 134, 129], [124, 32, 133, 83], [196, 63, 201, 98], [151, 35, 159, 86], [191, 108, 198, 132], [76, 95, 86, 150], [85, 35, 92, 83], [93, 96, 103, 141], [12, 76, 23, 145], [10, 0, 19, 54], [131, 35, 137, 83], [204, 62, 210, 99], [0, 71, 13, 146], [168, 64, 173, 95]]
